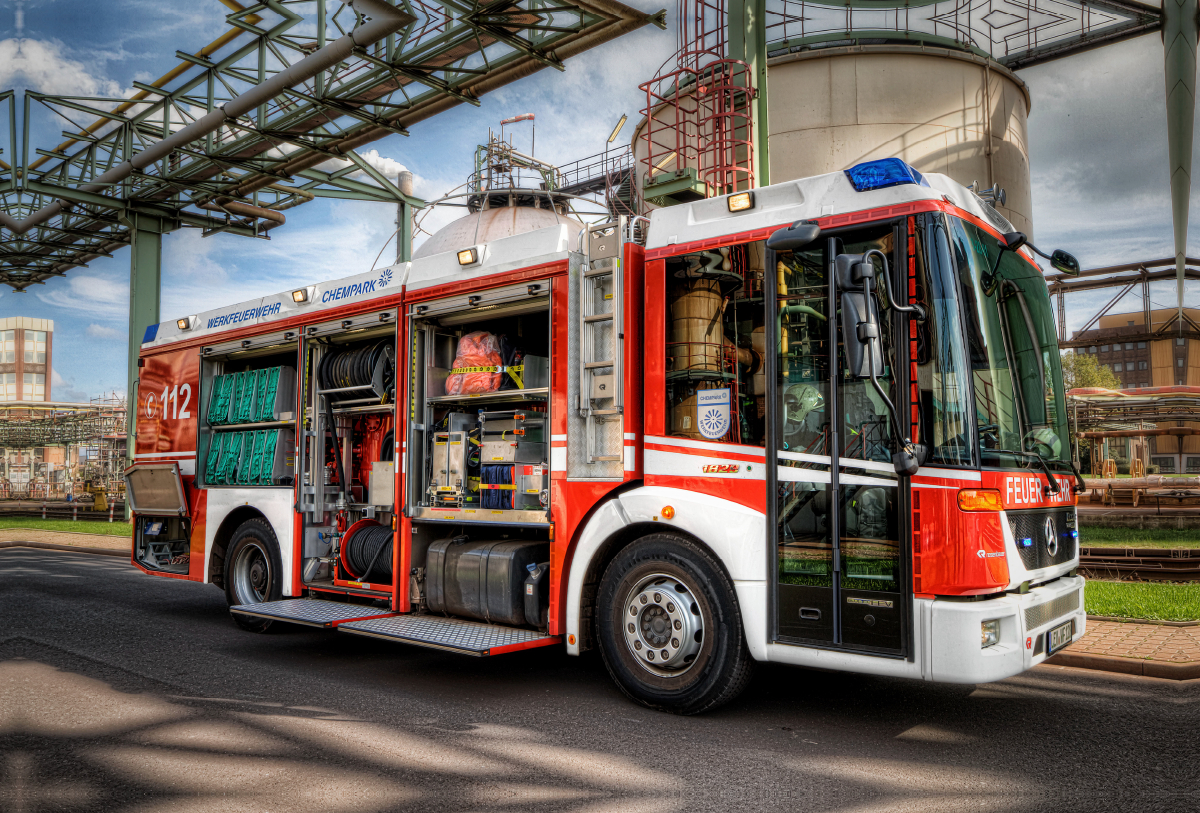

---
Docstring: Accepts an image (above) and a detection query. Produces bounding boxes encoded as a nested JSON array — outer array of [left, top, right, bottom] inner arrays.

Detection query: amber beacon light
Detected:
[[958, 489, 1003, 512], [661, 505, 675, 519], [727, 191, 754, 212]]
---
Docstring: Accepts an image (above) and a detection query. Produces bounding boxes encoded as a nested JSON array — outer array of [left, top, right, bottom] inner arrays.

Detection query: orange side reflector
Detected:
[[958, 489, 1003, 512]]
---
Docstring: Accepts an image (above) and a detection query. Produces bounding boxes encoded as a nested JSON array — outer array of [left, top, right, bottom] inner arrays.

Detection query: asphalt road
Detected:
[[1, 547, 1195, 813]]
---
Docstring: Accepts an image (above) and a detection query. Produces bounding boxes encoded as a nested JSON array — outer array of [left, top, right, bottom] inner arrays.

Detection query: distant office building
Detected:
[[0, 317, 53, 402], [1070, 308, 1200, 472]]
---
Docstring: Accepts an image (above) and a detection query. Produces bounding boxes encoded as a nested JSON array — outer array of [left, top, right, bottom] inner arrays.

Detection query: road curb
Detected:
[[0, 541, 127, 558], [1087, 614, 1199, 628], [1046, 651, 1200, 680]]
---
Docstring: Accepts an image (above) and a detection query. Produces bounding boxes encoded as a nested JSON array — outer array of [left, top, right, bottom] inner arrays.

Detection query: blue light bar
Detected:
[[844, 158, 927, 192], [1020, 538, 1033, 548]]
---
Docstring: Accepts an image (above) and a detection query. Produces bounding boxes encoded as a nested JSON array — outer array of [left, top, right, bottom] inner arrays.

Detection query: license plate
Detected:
[[1046, 619, 1075, 655]]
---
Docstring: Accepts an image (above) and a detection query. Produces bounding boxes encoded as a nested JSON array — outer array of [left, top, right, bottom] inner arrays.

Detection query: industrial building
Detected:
[[0, 319, 127, 500], [0, 317, 53, 402], [1070, 308, 1200, 390]]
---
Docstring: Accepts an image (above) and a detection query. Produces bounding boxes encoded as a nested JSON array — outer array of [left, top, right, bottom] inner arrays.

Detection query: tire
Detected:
[[224, 518, 283, 633], [596, 533, 754, 715]]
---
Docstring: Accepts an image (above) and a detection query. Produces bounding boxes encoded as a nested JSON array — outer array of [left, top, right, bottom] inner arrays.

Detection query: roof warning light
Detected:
[[845, 158, 927, 192]]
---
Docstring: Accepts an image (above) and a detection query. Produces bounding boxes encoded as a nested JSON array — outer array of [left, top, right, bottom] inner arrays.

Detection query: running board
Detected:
[[230, 598, 396, 629], [338, 614, 560, 656]]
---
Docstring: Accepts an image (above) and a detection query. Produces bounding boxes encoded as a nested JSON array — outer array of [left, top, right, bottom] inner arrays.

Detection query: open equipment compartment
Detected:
[[198, 331, 299, 489], [406, 281, 551, 526], [127, 462, 193, 574], [298, 309, 399, 594], [402, 281, 554, 629]]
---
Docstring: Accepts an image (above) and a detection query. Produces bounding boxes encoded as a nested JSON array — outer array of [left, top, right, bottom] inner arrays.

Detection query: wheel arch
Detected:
[[207, 505, 271, 589], [566, 486, 763, 654]]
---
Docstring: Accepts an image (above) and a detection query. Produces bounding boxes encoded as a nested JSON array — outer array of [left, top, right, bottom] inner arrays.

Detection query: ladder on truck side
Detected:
[[579, 218, 626, 465]]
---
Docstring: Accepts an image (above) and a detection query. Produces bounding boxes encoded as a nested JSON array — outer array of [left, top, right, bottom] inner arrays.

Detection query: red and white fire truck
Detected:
[[126, 159, 1086, 713]]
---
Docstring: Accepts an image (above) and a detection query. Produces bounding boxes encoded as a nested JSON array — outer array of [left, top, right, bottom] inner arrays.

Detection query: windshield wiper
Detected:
[[1068, 459, 1086, 493], [1021, 448, 1060, 495]]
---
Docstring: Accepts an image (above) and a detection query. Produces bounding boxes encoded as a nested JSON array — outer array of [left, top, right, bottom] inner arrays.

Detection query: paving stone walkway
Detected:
[[1066, 619, 1200, 663]]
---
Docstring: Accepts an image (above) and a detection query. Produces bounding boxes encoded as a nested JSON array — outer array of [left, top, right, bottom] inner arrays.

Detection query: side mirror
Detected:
[[835, 254, 884, 379], [893, 442, 928, 476], [767, 220, 821, 252], [1001, 231, 1027, 252], [1051, 250, 1080, 276]]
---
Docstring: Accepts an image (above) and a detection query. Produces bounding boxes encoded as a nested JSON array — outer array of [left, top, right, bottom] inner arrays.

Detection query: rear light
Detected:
[[958, 489, 1003, 512], [981, 619, 1001, 648]]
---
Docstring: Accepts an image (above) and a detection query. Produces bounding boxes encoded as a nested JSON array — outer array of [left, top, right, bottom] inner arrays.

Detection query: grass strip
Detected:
[[0, 517, 132, 536], [1084, 580, 1200, 622], [1079, 527, 1200, 549]]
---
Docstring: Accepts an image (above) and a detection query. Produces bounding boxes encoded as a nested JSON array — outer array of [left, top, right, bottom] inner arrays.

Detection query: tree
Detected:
[[1060, 351, 1122, 391]]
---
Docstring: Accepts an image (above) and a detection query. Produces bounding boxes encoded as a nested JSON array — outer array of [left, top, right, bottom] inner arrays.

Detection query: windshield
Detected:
[[946, 216, 1070, 468]]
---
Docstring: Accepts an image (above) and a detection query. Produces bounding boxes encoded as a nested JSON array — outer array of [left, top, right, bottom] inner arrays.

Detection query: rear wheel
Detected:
[[224, 518, 283, 632], [596, 533, 753, 714]]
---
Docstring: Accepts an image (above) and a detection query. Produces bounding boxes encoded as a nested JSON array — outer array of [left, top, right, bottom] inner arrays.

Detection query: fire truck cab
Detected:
[[128, 159, 1086, 714]]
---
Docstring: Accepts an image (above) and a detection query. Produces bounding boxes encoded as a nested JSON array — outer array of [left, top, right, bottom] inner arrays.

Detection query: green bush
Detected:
[[1116, 462, 1130, 475]]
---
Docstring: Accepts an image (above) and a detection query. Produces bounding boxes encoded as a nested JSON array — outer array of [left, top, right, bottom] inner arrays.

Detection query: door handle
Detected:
[[799, 607, 822, 621]]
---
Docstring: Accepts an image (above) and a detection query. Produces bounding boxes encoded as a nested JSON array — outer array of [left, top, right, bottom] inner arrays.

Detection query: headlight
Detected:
[[981, 619, 1001, 648]]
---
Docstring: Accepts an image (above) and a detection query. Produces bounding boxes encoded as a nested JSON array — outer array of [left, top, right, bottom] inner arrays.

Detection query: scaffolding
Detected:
[[637, 0, 757, 207], [0, 393, 127, 500]]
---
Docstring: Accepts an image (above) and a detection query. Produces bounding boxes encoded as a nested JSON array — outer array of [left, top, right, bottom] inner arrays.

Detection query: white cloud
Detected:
[[85, 323, 123, 340], [313, 149, 411, 186], [0, 38, 122, 96], [50, 369, 91, 404], [35, 273, 128, 320]]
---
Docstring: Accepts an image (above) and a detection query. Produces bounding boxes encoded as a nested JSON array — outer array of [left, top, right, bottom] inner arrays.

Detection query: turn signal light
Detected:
[[958, 489, 1003, 512], [661, 505, 675, 520]]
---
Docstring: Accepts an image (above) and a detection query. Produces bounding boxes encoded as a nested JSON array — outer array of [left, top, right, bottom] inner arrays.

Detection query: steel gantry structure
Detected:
[[0, 0, 663, 453], [1050, 256, 1200, 348]]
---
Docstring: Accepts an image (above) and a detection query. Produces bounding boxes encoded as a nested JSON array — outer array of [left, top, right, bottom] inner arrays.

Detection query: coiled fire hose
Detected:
[[342, 521, 394, 582]]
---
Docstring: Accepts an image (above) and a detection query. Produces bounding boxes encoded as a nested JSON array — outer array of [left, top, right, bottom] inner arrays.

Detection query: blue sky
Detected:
[[0, 0, 1197, 402]]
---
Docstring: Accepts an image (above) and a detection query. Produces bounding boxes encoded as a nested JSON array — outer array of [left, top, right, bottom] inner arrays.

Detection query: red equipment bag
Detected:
[[446, 331, 503, 394]]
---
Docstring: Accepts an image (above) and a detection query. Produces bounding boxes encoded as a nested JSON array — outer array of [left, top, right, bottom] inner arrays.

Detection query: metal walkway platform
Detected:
[[338, 614, 560, 656], [230, 598, 395, 628]]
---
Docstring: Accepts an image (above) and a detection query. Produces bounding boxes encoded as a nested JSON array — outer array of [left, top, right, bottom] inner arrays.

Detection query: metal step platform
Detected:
[[230, 598, 395, 629], [338, 614, 560, 656]]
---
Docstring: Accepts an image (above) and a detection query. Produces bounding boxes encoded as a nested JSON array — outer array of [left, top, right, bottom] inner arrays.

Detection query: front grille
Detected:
[[1024, 589, 1081, 630], [1008, 509, 1077, 571]]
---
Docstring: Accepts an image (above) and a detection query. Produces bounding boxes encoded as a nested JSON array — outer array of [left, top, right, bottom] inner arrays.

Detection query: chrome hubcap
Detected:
[[622, 573, 703, 677]]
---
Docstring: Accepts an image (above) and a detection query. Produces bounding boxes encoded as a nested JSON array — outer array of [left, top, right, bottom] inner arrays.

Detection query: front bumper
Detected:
[[927, 575, 1086, 684]]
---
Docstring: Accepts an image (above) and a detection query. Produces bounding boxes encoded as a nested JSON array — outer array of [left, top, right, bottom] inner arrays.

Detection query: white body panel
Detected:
[[565, 485, 1086, 684], [642, 169, 1021, 254], [202, 488, 297, 594], [142, 223, 575, 351]]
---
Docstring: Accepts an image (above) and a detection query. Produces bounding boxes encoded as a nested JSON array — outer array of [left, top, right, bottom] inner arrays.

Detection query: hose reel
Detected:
[[340, 519, 394, 583]]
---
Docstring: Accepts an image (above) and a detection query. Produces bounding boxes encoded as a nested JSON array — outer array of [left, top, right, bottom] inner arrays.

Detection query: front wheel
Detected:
[[596, 533, 753, 714], [224, 518, 283, 632]]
